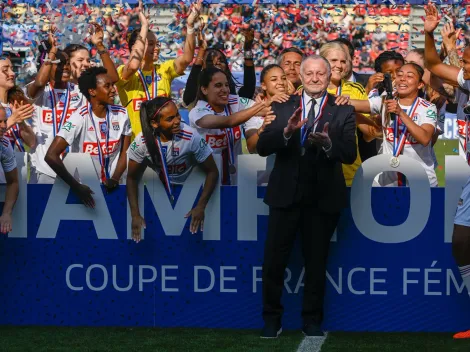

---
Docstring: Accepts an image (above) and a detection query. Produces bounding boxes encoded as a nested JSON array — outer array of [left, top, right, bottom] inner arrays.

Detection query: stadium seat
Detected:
[[390, 6, 400, 15], [355, 5, 367, 16], [366, 24, 377, 31], [387, 32, 398, 41], [387, 41, 399, 50], [368, 6, 379, 16], [386, 24, 399, 32], [327, 32, 339, 41], [399, 42, 408, 50], [379, 6, 391, 16], [401, 5, 412, 16]]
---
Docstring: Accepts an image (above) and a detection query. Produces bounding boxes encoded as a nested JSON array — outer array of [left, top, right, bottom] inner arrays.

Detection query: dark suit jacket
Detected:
[[353, 71, 370, 88], [257, 94, 357, 213]]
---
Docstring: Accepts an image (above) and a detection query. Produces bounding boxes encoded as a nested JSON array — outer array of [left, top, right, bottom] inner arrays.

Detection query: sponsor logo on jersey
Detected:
[[172, 147, 180, 156], [112, 122, 120, 131], [88, 126, 95, 131], [167, 162, 187, 174], [42, 109, 76, 124], [62, 121, 76, 132], [458, 119, 468, 137], [130, 141, 138, 151], [205, 126, 241, 149], [133, 98, 146, 111], [426, 109, 437, 120], [83, 140, 120, 156], [385, 128, 418, 145]]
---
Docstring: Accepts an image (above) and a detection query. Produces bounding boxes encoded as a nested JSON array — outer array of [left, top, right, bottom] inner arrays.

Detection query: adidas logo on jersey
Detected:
[[88, 126, 95, 131]]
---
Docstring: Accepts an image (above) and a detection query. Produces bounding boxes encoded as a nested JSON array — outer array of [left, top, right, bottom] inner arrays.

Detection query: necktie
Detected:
[[306, 98, 317, 132]]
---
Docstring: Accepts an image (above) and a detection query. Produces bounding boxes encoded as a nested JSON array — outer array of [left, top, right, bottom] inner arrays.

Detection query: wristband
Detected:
[[244, 50, 253, 59], [98, 49, 108, 56]]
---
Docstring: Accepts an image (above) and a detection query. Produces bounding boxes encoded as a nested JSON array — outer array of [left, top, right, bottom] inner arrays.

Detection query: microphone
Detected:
[[383, 73, 396, 121]]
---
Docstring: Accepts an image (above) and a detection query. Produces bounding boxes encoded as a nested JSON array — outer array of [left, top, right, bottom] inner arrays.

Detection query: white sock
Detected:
[[459, 265, 470, 294]]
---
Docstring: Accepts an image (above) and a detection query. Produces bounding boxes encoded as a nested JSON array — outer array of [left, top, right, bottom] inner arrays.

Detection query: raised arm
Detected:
[[238, 28, 256, 99], [195, 101, 269, 129], [174, 0, 201, 75], [27, 27, 58, 99], [120, 1, 149, 81], [90, 22, 119, 84], [424, 3, 460, 87]]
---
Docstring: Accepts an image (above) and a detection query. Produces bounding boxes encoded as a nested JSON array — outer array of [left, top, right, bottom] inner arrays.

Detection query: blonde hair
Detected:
[[319, 42, 351, 64]]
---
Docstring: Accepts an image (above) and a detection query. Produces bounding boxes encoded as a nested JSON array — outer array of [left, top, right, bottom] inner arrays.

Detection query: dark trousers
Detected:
[[262, 204, 340, 325]]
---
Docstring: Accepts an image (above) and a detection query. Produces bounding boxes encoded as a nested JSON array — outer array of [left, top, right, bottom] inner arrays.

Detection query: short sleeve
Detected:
[[56, 111, 84, 146], [123, 116, 132, 136], [191, 132, 213, 164], [116, 65, 130, 87], [244, 116, 263, 132], [127, 133, 148, 164], [23, 81, 45, 102], [238, 96, 255, 110], [158, 59, 181, 80], [420, 104, 438, 130], [369, 96, 382, 115], [457, 69, 470, 91], [0, 139, 17, 173], [189, 104, 213, 128]]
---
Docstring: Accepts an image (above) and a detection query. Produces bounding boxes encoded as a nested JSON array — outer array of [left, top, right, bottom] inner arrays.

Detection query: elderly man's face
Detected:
[[300, 59, 330, 97]]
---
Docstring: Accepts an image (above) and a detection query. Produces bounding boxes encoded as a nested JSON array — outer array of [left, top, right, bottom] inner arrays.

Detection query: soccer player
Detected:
[[0, 105, 19, 234], [45, 67, 132, 208], [127, 97, 219, 242], [424, 3, 470, 338], [116, 0, 200, 138]]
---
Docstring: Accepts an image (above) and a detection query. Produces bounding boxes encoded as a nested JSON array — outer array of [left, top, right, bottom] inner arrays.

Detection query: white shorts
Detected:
[[454, 177, 470, 227]]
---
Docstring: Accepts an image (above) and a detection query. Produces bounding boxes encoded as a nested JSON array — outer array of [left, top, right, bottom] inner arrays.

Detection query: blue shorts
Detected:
[[455, 177, 470, 227]]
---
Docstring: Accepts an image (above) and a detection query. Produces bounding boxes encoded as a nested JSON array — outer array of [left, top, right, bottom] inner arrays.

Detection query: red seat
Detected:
[[401, 32, 410, 41], [401, 5, 411, 16], [466, 6, 470, 16], [379, 6, 391, 16], [355, 5, 367, 16], [387, 32, 398, 41], [387, 41, 398, 50], [399, 41, 408, 50], [327, 32, 339, 41], [390, 6, 400, 16], [368, 5, 379, 16]]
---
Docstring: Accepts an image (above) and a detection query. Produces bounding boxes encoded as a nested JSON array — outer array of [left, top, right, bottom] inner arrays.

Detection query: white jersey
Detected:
[[57, 104, 132, 183], [128, 125, 212, 185], [25, 82, 85, 177], [0, 137, 17, 174], [369, 95, 438, 186], [189, 95, 258, 185], [456, 69, 470, 165], [1, 102, 28, 153]]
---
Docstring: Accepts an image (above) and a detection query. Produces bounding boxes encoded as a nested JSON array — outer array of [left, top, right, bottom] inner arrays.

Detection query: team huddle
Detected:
[[2, 0, 470, 338]]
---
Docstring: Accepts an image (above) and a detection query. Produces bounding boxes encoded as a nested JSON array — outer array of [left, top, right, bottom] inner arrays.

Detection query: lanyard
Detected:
[[88, 104, 110, 183], [336, 84, 342, 96], [137, 68, 157, 101], [4, 105, 25, 152], [155, 135, 174, 204], [392, 97, 419, 157], [300, 92, 328, 146], [49, 83, 71, 137], [223, 105, 236, 169]]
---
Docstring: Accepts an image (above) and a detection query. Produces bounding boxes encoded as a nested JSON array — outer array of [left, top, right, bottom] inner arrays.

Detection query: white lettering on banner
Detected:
[[237, 155, 269, 241], [370, 268, 388, 295], [351, 154, 431, 244], [36, 153, 118, 239], [126, 156, 221, 241], [112, 265, 133, 292], [7, 154, 470, 242], [444, 156, 470, 243], [252, 266, 262, 293], [447, 269, 466, 295], [66, 264, 84, 291], [139, 265, 157, 291], [220, 266, 237, 293], [86, 264, 108, 291], [1, 152, 27, 238], [162, 265, 179, 292], [194, 266, 215, 292], [327, 268, 343, 294], [348, 268, 366, 295]]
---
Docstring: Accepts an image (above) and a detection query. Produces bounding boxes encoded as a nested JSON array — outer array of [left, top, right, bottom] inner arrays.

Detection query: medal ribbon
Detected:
[[137, 68, 157, 101], [155, 135, 174, 203], [392, 97, 419, 157], [4, 105, 25, 152], [300, 92, 328, 146], [49, 83, 71, 137], [88, 104, 110, 183]]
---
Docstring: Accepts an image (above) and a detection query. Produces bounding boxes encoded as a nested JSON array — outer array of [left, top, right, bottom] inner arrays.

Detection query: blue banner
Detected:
[[1, 153, 470, 332]]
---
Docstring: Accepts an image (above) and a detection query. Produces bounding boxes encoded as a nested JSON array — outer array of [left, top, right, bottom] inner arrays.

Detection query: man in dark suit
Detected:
[[257, 55, 357, 338]]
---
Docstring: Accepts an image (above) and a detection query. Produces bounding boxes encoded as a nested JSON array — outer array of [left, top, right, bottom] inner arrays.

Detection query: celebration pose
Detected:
[[45, 67, 132, 207], [257, 55, 356, 338], [424, 3, 470, 339], [127, 97, 218, 242]]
